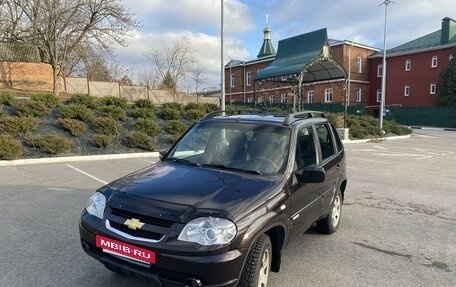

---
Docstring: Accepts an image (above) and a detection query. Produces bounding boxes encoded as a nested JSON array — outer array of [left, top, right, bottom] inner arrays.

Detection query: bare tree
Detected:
[[137, 69, 158, 89], [144, 38, 196, 92], [188, 63, 207, 94], [1, 0, 140, 94]]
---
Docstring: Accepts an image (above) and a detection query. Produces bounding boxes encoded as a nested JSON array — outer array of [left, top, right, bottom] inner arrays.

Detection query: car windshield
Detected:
[[166, 122, 291, 175]]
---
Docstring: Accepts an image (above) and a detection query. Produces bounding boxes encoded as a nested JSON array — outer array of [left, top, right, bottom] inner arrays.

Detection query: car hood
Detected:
[[104, 161, 284, 223]]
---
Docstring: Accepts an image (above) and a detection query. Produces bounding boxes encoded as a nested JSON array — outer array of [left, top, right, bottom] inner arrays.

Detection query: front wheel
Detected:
[[238, 234, 272, 287], [316, 189, 343, 234]]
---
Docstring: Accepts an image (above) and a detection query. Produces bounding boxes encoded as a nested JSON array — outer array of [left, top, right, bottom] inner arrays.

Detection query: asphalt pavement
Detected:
[[0, 129, 455, 287]]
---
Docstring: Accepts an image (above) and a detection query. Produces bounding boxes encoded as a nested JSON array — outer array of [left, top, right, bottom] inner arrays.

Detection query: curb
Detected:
[[343, 134, 411, 144], [0, 152, 159, 167], [410, 126, 456, 131]]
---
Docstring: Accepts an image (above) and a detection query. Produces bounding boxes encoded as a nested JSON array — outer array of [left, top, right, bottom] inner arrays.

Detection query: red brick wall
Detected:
[[369, 47, 455, 107]]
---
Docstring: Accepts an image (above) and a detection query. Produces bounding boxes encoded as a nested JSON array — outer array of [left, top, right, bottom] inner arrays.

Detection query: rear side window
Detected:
[[330, 124, 343, 152], [315, 124, 335, 161]]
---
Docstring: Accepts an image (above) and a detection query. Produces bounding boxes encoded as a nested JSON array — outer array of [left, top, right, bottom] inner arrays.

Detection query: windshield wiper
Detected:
[[201, 164, 262, 175], [166, 157, 201, 167]]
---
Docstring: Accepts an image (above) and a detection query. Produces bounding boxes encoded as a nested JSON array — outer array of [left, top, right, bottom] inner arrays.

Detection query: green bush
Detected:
[[133, 118, 160, 137], [31, 93, 60, 108], [125, 131, 155, 151], [202, 103, 219, 113], [134, 99, 155, 110], [159, 106, 182, 120], [58, 118, 86, 137], [383, 120, 412, 135], [93, 134, 113, 149], [16, 100, 50, 117], [0, 116, 40, 134], [0, 93, 16, 105], [165, 120, 187, 135], [27, 135, 72, 155], [185, 102, 205, 111], [98, 96, 128, 109], [92, 117, 121, 135], [67, 94, 99, 109], [184, 109, 205, 121], [59, 104, 94, 122], [129, 107, 155, 119], [0, 134, 23, 160], [99, 105, 127, 121]]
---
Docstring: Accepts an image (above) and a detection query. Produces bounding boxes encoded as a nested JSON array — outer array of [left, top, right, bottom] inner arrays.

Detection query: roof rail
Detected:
[[202, 109, 265, 120], [283, 110, 325, 125]]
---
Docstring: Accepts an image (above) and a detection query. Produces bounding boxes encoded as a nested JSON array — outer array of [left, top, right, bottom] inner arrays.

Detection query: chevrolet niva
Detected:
[[79, 110, 347, 287]]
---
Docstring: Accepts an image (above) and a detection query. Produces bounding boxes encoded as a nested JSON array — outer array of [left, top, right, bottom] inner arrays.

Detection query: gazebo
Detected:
[[255, 28, 347, 110]]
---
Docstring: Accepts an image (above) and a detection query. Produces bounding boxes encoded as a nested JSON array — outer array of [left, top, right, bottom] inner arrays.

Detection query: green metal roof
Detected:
[[255, 28, 346, 82], [257, 39, 276, 58], [372, 17, 456, 57]]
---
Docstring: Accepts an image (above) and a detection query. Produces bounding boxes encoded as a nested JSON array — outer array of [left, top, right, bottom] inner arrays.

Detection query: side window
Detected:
[[295, 127, 317, 170], [315, 124, 335, 160], [330, 124, 343, 152]]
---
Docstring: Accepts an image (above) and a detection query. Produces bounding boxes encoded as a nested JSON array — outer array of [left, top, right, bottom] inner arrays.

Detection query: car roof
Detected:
[[201, 110, 328, 127]]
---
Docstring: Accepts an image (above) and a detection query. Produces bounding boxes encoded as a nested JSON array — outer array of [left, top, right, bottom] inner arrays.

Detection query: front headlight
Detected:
[[85, 192, 106, 219], [178, 217, 237, 246]]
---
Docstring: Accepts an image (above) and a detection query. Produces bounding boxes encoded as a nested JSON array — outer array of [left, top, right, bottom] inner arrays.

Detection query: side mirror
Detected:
[[159, 149, 169, 161], [295, 166, 326, 183]]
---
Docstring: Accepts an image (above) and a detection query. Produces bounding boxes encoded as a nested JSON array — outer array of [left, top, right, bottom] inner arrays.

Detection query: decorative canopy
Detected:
[[255, 28, 346, 83]]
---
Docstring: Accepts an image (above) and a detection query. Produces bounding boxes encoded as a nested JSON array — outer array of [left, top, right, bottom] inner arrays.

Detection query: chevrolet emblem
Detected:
[[124, 218, 145, 230]]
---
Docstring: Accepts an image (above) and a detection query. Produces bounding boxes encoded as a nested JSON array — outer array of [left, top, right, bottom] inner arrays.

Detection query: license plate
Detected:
[[96, 235, 156, 264]]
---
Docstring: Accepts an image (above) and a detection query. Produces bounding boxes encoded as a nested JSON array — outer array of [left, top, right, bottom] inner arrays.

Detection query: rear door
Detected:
[[314, 123, 341, 214], [286, 125, 321, 238]]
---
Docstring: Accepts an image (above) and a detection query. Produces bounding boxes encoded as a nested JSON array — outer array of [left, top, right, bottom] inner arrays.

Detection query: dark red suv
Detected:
[[79, 110, 347, 287]]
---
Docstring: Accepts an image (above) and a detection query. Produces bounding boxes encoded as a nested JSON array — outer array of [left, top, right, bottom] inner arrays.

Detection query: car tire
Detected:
[[238, 234, 272, 287], [316, 189, 342, 234]]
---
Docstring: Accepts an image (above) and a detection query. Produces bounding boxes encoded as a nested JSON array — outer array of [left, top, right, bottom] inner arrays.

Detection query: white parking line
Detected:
[[66, 164, 108, 185], [374, 145, 388, 150]]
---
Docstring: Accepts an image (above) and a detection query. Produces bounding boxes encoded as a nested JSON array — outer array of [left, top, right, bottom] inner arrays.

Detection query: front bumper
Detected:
[[79, 212, 247, 287]]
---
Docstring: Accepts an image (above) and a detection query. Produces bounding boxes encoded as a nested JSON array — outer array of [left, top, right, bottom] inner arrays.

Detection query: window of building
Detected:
[[355, 88, 362, 102], [324, 88, 333, 103], [430, 83, 436, 95], [281, 94, 287, 104], [257, 96, 263, 104], [230, 73, 235, 87], [432, 56, 438, 68], [450, 54, 454, 61], [247, 97, 253, 103], [246, 72, 252, 86], [269, 96, 275, 105], [377, 64, 383, 77], [405, 59, 411, 71], [404, 85, 410, 97], [376, 89, 382, 103], [307, 90, 314, 104], [356, 56, 362, 73]]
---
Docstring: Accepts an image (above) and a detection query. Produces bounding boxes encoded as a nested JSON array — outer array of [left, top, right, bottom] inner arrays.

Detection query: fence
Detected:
[[387, 107, 456, 128], [63, 77, 219, 106]]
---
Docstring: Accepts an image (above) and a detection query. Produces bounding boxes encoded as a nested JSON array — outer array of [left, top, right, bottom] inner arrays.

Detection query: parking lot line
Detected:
[[66, 164, 108, 185]]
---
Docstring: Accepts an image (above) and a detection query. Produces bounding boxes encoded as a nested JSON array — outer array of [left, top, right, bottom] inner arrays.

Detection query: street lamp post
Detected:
[[220, 0, 225, 111], [379, 0, 394, 133]]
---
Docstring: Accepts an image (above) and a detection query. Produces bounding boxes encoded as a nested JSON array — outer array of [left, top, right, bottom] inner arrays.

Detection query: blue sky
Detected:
[[116, 0, 456, 90]]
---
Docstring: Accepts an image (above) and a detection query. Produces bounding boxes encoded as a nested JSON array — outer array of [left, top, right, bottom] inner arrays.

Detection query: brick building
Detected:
[[369, 17, 456, 112], [224, 24, 379, 108], [225, 17, 456, 111]]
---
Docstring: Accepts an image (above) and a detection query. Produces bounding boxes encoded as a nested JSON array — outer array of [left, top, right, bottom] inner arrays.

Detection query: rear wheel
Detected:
[[238, 234, 272, 287], [316, 189, 342, 234]]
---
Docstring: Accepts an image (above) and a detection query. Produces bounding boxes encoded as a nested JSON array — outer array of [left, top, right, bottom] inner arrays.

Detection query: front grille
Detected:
[[109, 220, 164, 240], [110, 207, 174, 228]]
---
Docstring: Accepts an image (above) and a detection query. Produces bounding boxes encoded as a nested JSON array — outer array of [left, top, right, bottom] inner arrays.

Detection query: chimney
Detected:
[[441, 17, 456, 44]]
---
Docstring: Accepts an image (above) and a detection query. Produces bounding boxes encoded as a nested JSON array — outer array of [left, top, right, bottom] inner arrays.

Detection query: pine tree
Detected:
[[436, 49, 456, 106], [160, 71, 177, 92]]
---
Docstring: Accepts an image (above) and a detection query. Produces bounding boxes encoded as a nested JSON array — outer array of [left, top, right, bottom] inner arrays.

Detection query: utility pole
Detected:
[[379, 0, 394, 133], [220, 0, 225, 111]]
